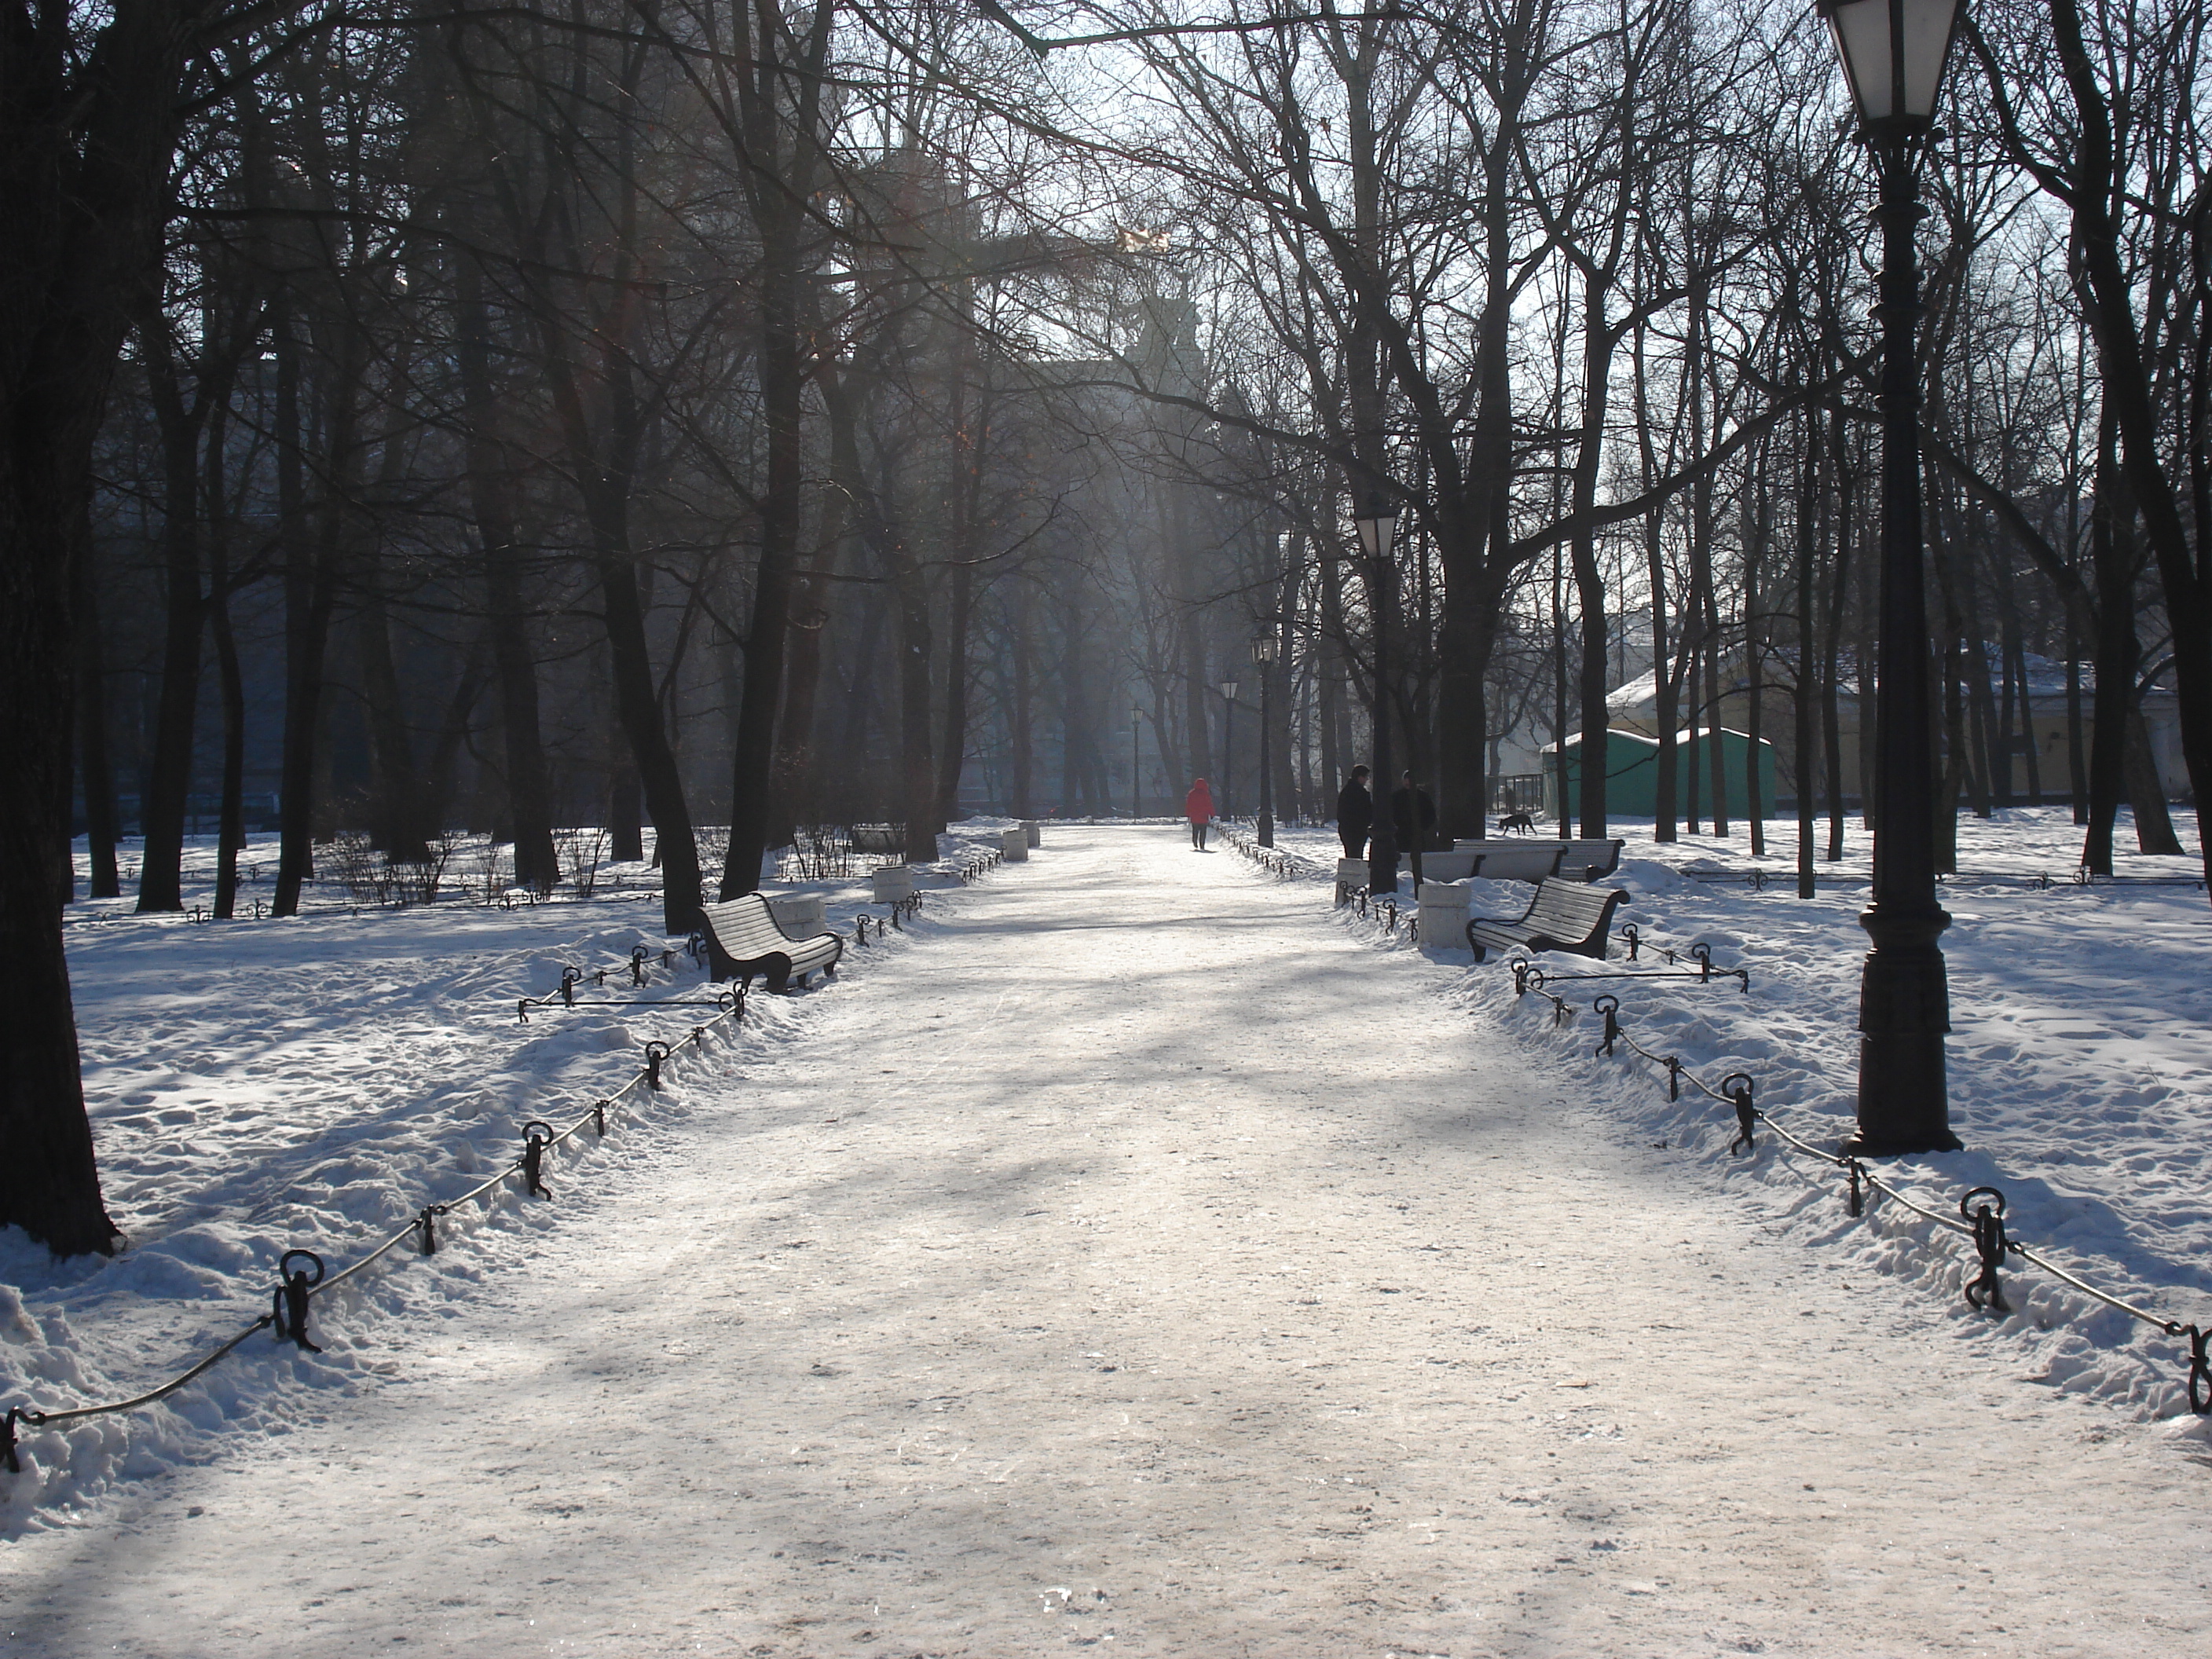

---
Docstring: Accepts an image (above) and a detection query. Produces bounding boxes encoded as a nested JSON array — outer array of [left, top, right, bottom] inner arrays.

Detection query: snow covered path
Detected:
[[6, 826, 2208, 1657]]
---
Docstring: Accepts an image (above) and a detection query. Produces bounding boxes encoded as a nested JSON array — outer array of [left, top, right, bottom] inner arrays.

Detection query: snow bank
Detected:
[[1265, 807, 2212, 1427], [3, 823, 1013, 1533]]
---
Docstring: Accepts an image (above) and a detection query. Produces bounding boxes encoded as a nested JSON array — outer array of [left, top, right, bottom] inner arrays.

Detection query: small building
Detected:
[[1545, 727, 1777, 821], [1602, 654, 2188, 805]]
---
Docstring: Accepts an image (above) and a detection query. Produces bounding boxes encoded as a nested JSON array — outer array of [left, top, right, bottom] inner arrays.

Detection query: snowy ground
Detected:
[[1265, 805, 2212, 1422], [3, 826, 1009, 1533], [3, 820, 2209, 1654]]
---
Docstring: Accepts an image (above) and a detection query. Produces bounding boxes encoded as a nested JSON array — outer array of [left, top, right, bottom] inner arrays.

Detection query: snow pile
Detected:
[[2, 822, 1013, 1533], [1278, 807, 2212, 1425]]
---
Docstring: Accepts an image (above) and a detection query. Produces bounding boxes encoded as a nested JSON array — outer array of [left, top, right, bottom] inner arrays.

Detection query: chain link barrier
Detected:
[[3, 858, 992, 1480], [1251, 830, 2212, 1409], [1219, 829, 1311, 881], [1579, 984, 2209, 1412]]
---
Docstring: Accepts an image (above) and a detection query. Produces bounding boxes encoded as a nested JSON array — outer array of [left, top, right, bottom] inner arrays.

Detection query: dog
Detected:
[[1496, 810, 1536, 835]]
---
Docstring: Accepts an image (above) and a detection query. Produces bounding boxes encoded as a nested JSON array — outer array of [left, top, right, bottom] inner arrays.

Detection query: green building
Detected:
[[1545, 727, 1778, 820]]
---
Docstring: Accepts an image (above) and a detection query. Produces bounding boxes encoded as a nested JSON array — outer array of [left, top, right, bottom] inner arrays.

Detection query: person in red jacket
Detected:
[[1184, 778, 1214, 850]]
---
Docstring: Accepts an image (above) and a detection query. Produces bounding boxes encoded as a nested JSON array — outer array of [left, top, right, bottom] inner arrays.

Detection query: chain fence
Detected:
[[3, 869, 998, 1481], [1228, 827, 2211, 1418]]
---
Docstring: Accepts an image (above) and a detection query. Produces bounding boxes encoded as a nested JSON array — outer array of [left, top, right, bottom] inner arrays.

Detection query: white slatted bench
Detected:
[[1426, 837, 1627, 884], [1466, 877, 1628, 964], [698, 893, 844, 991]]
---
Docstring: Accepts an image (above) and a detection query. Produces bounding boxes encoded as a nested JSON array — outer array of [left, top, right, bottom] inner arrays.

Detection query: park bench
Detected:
[[1466, 876, 1628, 964], [848, 824, 905, 857], [1441, 837, 1624, 881], [697, 892, 844, 991], [1379, 844, 1557, 883], [1415, 843, 1560, 883], [1551, 837, 1625, 880]]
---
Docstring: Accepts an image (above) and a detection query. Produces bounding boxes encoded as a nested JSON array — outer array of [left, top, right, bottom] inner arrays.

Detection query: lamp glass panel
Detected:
[[1826, 0, 1958, 121], [1826, 0, 1895, 118], [1352, 502, 1396, 562], [1899, 0, 1961, 118]]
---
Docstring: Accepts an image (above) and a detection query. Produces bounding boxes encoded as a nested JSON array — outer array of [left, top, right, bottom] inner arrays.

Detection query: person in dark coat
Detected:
[[1335, 766, 1372, 857], [1390, 770, 1437, 851]]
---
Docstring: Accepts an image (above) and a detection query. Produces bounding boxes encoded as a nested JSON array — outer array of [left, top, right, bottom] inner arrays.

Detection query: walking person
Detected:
[[1390, 769, 1437, 851], [1335, 766, 1372, 857], [1185, 778, 1215, 850]]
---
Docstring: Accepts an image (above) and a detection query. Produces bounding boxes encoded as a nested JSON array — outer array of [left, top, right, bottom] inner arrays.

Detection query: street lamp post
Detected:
[[1353, 493, 1399, 896], [1822, 0, 1965, 1155], [1132, 709, 1142, 819], [1252, 632, 1280, 847], [1218, 680, 1240, 823]]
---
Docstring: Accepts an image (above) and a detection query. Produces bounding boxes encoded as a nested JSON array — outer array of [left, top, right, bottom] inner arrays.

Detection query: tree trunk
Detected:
[[1796, 423, 1818, 896], [599, 552, 697, 923], [357, 568, 430, 863], [2081, 426, 2133, 875], [609, 754, 644, 863], [207, 545, 249, 920], [136, 335, 205, 913], [936, 555, 974, 830], [768, 578, 826, 848], [1743, 468, 1767, 858], [894, 540, 938, 859], [1009, 582, 1035, 818], [2067, 648, 2088, 823], [74, 533, 123, 900], [1823, 406, 1855, 859], [1569, 278, 1616, 840], [272, 302, 344, 919], [718, 1, 833, 903], [1649, 504, 1678, 843], [0, 0, 189, 1254], [2047, 0, 2212, 899], [422, 632, 488, 845], [1937, 635, 1965, 875], [456, 258, 558, 892], [2122, 701, 2184, 854]]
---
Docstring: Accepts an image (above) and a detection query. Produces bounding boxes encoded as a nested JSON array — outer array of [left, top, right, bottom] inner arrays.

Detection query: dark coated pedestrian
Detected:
[[1390, 770, 1437, 851], [1335, 766, 1372, 858]]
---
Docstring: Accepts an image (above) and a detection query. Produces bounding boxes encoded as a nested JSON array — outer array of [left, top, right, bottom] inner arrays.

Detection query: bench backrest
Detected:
[[1557, 838, 1625, 878], [1470, 843, 1565, 883], [699, 894, 797, 960], [1521, 877, 1621, 941]]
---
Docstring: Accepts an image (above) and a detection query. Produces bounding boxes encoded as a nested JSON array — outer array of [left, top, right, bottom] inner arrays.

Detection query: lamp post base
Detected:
[[1843, 901, 1961, 1155]]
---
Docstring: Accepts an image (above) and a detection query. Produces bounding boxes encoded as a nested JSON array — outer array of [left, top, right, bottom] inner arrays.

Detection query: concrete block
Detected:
[[1417, 879, 1471, 948], [871, 866, 914, 903], [1022, 820, 1042, 848], [1333, 856, 1367, 907], [1000, 826, 1029, 862]]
